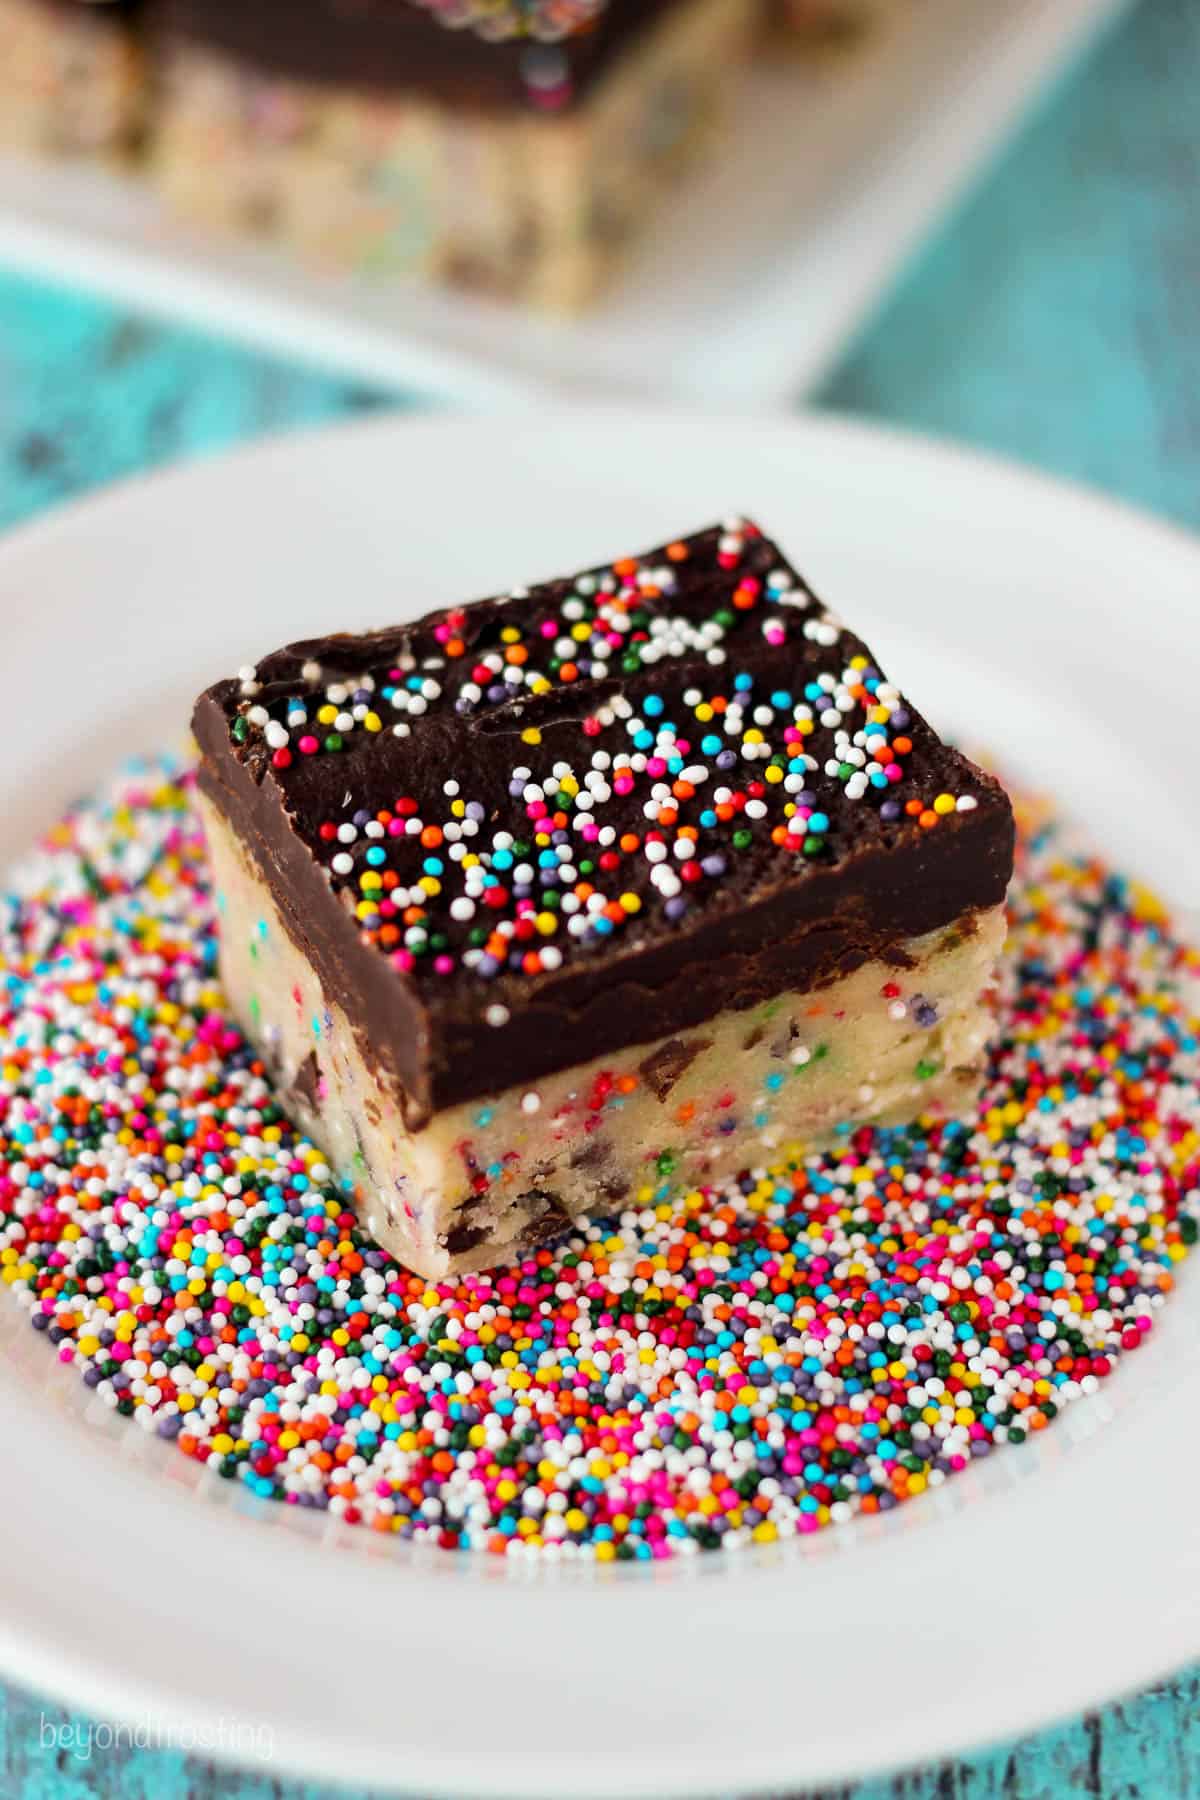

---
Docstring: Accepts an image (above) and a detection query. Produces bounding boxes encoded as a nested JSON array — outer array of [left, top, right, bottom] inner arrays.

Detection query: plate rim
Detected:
[[0, 406, 1198, 1798]]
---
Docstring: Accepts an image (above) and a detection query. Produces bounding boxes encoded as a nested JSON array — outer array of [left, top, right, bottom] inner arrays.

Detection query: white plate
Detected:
[[0, 0, 1127, 406], [0, 410, 1198, 1798]]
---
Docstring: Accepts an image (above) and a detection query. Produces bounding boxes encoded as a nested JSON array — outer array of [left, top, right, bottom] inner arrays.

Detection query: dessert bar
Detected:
[[193, 519, 1014, 1278], [150, 0, 754, 308]]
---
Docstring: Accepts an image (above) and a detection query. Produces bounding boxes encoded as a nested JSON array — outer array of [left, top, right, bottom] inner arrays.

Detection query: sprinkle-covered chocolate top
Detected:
[[194, 521, 1014, 1117]]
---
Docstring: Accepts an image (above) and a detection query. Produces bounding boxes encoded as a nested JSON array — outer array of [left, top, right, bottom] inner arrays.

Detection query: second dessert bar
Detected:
[[150, 0, 754, 309]]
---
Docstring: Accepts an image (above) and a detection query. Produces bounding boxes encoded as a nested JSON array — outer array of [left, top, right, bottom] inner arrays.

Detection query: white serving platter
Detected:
[[0, 409, 1197, 1797]]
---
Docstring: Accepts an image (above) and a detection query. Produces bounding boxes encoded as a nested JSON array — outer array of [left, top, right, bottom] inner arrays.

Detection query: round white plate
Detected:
[[0, 411, 1198, 1799]]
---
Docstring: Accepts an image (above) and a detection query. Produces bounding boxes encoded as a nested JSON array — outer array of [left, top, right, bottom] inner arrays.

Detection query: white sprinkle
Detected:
[[485, 1005, 510, 1028], [301, 660, 322, 683], [521, 1093, 541, 1115]]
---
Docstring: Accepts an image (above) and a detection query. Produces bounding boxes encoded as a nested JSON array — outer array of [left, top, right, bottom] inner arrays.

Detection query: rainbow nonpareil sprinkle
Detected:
[[1, 759, 1197, 1559], [409, 0, 605, 41]]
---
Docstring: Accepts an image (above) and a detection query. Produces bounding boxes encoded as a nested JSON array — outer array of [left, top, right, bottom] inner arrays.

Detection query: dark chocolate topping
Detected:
[[156, 0, 686, 109], [193, 520, 1014, 1124], [31, 0, 142, 16], [639, 1035, 712, 1101]]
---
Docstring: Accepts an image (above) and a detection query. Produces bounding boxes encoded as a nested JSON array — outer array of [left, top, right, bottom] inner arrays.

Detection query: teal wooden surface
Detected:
[[823, 0, 1200, 531], [0, 283, 386, 530], [0, 0, 1198, 1795]]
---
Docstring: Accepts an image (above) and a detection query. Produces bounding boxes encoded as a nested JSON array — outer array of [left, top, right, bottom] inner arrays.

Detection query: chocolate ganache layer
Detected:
[[156, 0, 691, 110], [193, 520, 1014, 1127]]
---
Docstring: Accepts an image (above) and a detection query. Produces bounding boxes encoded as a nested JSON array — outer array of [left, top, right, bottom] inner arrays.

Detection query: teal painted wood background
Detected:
[[1, 0, 1198, 1794]]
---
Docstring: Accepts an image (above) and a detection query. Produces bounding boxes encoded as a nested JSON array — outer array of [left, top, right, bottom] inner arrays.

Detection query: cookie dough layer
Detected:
[[201, 792, 1005, 1279], [150, 0, 753, 308], [0, 0, 143, 154]]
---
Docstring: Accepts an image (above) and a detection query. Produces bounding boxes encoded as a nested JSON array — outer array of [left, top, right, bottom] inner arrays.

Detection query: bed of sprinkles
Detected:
[[1, 760, 1198, 1560]]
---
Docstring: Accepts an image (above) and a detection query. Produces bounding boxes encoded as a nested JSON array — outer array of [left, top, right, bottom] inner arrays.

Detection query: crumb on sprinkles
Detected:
[[1, 760, 1198, 1559]]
